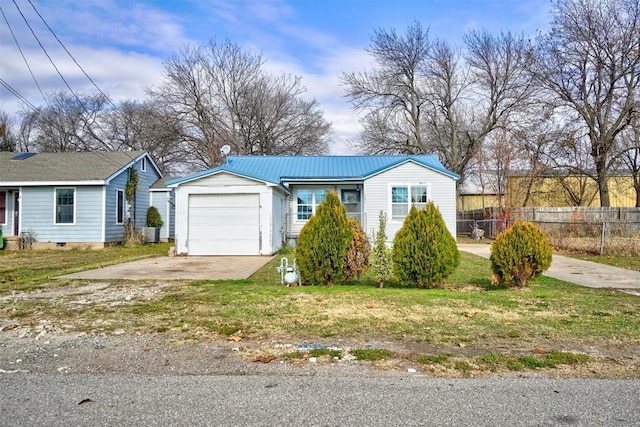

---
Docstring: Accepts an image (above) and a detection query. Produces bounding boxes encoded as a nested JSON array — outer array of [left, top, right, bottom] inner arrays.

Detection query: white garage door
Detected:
[[188, 194, 260, 255]]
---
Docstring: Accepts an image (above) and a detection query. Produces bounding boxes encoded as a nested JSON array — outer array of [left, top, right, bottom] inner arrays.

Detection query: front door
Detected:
[[13, 192, 19, 236], [341, 189, 362, 224]]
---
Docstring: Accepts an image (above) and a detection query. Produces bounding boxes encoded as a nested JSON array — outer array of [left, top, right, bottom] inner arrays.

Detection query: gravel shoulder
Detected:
[[1, 323, 639, 379]]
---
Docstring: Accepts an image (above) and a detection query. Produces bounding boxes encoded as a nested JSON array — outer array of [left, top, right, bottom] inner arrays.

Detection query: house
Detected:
[[167, 155, 459, 256], [0, 151, 173, 249]]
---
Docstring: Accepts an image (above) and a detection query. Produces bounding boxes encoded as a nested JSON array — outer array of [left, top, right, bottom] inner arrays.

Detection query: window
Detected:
[[0, 191, 5, 224], [391, 186, 408, 219], [55, 188, 75, 224], [141, 157, 146, 172], [391, 184, 430, 220], [411, 186, 428, 210], [116, 189, 125, 224], [296, 189, 327, 220]]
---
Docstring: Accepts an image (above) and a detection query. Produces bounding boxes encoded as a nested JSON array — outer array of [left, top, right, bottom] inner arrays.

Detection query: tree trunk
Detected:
[[596, 167, 611, 207]]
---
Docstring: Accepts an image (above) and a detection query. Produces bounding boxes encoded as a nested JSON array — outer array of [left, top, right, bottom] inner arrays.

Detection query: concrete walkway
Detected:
[[60, 256, 275, 281], [458, 243, 640, 292]]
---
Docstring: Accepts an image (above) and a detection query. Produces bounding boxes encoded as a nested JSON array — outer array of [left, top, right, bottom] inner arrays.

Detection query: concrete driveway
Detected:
[[60, 256, 275, 280], [458, 243, 640, 292]]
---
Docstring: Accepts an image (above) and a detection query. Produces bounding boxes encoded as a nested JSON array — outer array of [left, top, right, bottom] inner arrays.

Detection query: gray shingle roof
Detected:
[[0, 151, 146, 184]]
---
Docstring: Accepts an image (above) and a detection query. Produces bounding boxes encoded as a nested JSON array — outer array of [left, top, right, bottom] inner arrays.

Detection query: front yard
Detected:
[[1, 245, 639, 377]]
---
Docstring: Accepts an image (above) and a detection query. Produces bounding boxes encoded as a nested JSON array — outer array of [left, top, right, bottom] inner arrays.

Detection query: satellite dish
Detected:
[[220, 145, 231, 156]]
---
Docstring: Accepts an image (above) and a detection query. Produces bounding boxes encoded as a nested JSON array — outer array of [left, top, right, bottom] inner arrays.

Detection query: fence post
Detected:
[[600, 221, 607, 256]]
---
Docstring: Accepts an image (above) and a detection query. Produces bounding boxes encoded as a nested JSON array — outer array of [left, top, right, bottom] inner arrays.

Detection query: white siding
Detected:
[[271, 190, 286, 253], [363, 162, 457, 243]]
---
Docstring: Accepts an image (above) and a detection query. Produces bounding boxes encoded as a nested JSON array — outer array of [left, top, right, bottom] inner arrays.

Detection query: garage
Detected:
[[187, 193, 260, 255]]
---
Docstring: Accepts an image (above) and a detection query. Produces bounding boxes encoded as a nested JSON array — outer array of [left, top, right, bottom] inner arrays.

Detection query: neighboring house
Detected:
[[167, 155, 459, 256], [0, 151, 171, 249]]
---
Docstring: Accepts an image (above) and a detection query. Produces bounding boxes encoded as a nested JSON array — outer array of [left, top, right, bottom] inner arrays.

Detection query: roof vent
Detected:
[[12, 152, 36, 160]]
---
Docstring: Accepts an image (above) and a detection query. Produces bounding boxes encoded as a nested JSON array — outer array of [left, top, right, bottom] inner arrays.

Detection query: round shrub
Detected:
[[490, 221, 552, 288], [343, 217, 371, 280], [392, 202, 460, 288], [295, 192, 352, 286]]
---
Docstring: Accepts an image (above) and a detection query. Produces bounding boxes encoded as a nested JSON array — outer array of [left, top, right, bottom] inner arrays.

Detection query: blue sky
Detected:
[[1, 0, 552, 153]]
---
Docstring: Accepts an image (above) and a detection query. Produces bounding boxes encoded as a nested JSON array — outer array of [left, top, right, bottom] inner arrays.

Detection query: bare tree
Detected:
[[342, 21, 431, 154], [620, 114, 640, 206], [0, 109, 18, 151], [343, 23, 535, 186], [103, 100, 186, 175], [21, 91, 110, 152], [533, 0, 640, 207], [232, 74, 331, 155], [474, 123, 520, 210], [424, 31, 535, 184], [150, 39, 331, 170]]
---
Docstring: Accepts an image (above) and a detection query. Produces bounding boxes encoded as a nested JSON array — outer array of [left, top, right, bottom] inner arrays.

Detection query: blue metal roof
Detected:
[[166, 155, 459, 187]]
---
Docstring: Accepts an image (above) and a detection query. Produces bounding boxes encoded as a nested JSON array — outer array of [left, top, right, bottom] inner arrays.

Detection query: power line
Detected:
[[25, 0, 119, 111], [0, 3, 46, 103], [4, 1, 138, 167], [18, 0, 139, 166], [11, 0, 86, 109], [0, 78, 38, 111]]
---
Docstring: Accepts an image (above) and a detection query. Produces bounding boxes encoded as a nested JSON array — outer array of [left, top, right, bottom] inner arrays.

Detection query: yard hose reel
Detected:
[[276, 257, 301, 286]]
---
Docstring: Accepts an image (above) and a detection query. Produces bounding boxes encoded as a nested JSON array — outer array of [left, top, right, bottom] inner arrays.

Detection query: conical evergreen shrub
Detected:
[[295, 192, 352, 286], [392, 202, 460, 288], [370, 211, 393, 287], [490, 221, 552, 287]]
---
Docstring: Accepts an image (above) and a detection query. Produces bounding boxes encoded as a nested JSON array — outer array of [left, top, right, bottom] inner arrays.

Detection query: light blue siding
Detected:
[[105, 155, 162, 242], [105, 170, 128, 242], [135, 157, 161, 226], [21, 186, 103, 242]]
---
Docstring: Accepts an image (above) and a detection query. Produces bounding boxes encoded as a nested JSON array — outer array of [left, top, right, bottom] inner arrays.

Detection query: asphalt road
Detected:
[[1, 373, 638, 426]]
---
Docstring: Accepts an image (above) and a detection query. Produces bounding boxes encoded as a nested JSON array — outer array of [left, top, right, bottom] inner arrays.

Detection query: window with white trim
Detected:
[[390, 184, 429, 220], [55, 188, 75, 224], [296, 189, 327, 220], [116, 189, 125, 224], [141, 157, 146, 172]]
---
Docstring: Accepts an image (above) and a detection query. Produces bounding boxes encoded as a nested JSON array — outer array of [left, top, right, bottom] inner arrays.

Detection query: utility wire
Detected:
[[5, 1, 139, 167], [26, 0, 119, 111], [0, 3, 46, 103], [11, 0, 86, 110], [0, 78, 38, 111], [23, 0, 140, 166]]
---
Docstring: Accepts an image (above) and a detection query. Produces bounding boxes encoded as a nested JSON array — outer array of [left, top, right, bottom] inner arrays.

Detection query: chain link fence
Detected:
[[457, 218, 640, 256]]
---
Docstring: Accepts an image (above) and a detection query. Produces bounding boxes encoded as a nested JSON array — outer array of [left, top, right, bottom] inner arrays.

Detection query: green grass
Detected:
[[0, 243, 172, 292], [1, 248, 639, 369], [349, 348, 395, 361], [476, 351, 591, 372]]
